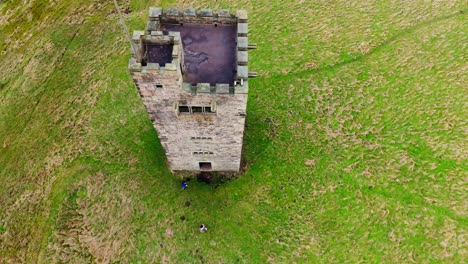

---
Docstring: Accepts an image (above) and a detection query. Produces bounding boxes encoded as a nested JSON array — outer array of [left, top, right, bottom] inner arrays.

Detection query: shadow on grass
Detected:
[[241, 100, 276, 175]]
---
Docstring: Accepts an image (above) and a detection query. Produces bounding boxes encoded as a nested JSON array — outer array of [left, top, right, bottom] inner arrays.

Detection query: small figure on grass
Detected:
[[181, 180, 188, 189], [199, 224, 207, 232]]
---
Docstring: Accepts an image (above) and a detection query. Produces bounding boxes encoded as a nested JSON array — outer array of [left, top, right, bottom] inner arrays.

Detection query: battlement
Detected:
[[129, 7, 255, 173], [149, 7, 241, 24], [129, 7, 255, 95], [128, 30, 183, 75]]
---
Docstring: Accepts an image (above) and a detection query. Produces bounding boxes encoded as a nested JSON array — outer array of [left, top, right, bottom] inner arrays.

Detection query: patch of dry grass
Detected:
[[0, 0, 121, 261], [1, 0, 467, 263], [46, 171, 135, 263], [177, 0, 467, 76]]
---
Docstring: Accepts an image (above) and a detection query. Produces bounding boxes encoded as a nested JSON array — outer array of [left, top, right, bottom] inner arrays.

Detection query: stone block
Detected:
[[237, 65, 248, 78], [235, 81, 248, 94], [172, 45, 179, 58], [150, 30, 163, 36], [236, 10, 248, 21], [218, 9, 231, 17], [149, 7, 162, 19], [132, 30, 144, 42], [182, 83, 192, 93], [147, 21, 159, 32], [216, 84, 230, 94], [183, 8, 196, 16], [172, 59, 180, 69], [237, 37, 248, 50], [146, 63, 160, 71], [199, 8, 213, 17], [237, 51, 248, 64], [128, 58, 142, 72], [130, 43, 140, 56], [168, 31, 181, 43], [197, 83, 211, 93], [165, 63, 177, 71], [237, 23, 248, 35], [166, 8, 179, 16]]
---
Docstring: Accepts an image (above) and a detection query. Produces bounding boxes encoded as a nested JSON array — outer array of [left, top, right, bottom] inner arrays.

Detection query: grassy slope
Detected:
[[0, 0, 467, 263]]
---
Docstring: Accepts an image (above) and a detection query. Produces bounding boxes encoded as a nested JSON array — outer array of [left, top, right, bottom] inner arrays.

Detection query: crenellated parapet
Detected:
[[128, 29, 183, 77], [128, 7, 255, 173], [150, 7, 238, 24], [129, 7, 256, 95]]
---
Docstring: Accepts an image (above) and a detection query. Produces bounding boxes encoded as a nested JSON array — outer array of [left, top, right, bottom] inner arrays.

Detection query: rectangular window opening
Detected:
[[178, 104, 216, 114], [155, 84, 163, 89], [193, 151, 214, 156], [199, 162, 212, 171], [179, 106, 190, 113], [191, 136, 214, 141], [192, 106, 203, 113]]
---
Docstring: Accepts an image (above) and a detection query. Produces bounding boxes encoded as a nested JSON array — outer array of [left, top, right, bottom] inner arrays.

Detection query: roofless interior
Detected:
[[145, 43, 174, 67], [160, 22, 237, 86]]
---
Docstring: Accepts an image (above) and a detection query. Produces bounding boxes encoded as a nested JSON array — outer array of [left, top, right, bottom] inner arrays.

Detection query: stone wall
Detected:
[[129, 8, 253, 173], [131, 68, 247, 172]]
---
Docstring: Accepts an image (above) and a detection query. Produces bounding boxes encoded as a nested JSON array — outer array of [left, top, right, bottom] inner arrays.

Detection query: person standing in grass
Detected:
[[181, 180, 188, 189], [199, 224, 207, 232]]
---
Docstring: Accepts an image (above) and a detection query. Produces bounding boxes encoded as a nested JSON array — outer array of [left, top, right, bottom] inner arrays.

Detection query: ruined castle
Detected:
[[129, 7, 255, 173]]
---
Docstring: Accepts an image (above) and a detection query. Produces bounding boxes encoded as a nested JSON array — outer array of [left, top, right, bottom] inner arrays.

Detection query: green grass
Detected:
[[1, 0, 467, 262]]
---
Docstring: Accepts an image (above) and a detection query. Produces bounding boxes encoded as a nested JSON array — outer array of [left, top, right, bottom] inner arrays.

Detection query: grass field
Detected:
[[0, 0, 467, 263]]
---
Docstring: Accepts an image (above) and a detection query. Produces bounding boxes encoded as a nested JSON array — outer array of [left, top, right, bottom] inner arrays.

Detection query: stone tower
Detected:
[[129, 7, 255, 173]]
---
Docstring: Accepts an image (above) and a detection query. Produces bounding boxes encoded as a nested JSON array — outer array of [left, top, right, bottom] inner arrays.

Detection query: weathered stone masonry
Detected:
[[129, 7, 256, 173]]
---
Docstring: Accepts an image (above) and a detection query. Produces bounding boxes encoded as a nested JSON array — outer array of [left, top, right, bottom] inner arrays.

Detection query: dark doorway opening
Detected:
[[199, 162, 212, 171]]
